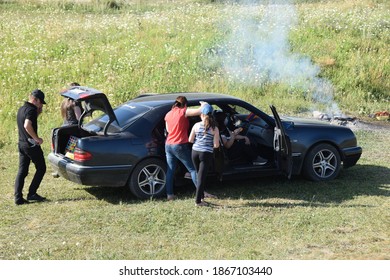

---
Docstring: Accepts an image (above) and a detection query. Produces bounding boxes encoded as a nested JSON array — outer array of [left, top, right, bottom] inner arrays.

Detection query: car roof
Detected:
[[131, 92, 241, 106], [61, 87, 241, 107]]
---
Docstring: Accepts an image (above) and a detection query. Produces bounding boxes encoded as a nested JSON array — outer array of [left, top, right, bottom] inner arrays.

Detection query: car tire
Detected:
[[303, 143, 341, 181], [128, 158, 167, 199]]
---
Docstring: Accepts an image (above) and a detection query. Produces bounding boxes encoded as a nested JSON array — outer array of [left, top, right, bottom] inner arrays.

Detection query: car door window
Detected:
[[152, 118, 166, 142]]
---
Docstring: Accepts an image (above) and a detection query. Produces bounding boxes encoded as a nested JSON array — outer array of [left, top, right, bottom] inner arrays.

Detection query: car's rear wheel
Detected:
[[128, 158, 167, 199], [303, 143, 341, 181]]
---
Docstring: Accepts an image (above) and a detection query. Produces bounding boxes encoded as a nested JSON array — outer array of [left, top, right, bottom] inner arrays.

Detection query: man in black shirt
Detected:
[[14, 89, 47, 205]]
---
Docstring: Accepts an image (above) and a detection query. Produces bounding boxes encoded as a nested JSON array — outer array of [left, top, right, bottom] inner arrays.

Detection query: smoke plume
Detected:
[[211, 0, 340, 116]]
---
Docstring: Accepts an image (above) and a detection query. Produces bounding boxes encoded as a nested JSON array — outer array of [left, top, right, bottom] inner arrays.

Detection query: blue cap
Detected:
[[201, 104, 213, 115]]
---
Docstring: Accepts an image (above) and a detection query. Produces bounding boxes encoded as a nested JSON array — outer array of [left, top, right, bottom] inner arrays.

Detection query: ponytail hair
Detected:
[[203, 113, 217, 134], [172, 96, 188, 109]]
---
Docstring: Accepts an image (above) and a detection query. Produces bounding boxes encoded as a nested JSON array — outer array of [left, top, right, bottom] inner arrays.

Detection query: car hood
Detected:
[[282, 116, 332, 126], [280, 116, 351, 130]]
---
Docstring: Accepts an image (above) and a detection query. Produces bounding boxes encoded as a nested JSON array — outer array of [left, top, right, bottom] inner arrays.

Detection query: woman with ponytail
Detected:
[[189, 104, 220, 206]]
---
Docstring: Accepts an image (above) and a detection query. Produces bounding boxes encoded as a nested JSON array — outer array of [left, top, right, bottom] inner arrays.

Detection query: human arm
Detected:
[[165, 122, 170, 134], [185, 101, 208, 117], [221, 127, 249, 148], [221, 129, 235, 149], [24, 119, 43, 145], [235, 134, 250, 145], [188, 123, 198, 143], [230, 127, 250, 145], [213, 127, 220, 148]]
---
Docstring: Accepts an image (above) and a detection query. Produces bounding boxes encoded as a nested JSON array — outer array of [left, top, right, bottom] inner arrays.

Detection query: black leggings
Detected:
[[191, 150, 213, 204]]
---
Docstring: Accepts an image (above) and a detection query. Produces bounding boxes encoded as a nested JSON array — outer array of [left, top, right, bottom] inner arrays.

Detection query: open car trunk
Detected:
[[52, 125, 95, 158], [52, 86, 118, 158]]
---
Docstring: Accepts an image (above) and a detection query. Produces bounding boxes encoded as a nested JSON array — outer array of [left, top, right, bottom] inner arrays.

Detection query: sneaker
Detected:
[[15, 198, 29, 205], [167, 195, 176, 201], [253, 156, 268, 166], [52, 172, 60, 178], [184, 172, 191, 179], [27, 194, 46, 202]]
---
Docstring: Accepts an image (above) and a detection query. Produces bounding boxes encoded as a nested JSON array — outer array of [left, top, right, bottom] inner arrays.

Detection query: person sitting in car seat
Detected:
[[214, 111, 261, 164]]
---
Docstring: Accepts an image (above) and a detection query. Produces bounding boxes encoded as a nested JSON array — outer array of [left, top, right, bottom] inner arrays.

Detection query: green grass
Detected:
[[0, 0, 389, 260], [0, 127, 389, 260], [0, 0, 389, 145]]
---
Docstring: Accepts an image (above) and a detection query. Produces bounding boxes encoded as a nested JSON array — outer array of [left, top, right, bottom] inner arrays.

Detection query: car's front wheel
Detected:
[[303, 143, 341, 181], [128, 158, 167, 199]]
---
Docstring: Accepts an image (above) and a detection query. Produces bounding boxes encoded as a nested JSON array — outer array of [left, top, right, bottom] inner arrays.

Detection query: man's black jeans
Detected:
[[14, 144, 46, 200]]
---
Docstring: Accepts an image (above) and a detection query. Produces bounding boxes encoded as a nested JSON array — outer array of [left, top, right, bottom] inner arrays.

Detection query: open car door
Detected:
[[270, 105, 293, 179], [60, 86, 118, 135]]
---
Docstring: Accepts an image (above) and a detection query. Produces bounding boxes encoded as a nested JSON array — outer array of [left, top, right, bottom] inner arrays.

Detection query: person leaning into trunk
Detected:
[[14, 89, 47, 205], [60, 82, 82, 126], [51, 82, 82, 178]]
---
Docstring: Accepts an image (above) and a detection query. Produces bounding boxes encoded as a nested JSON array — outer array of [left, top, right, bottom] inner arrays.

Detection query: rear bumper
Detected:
[[48, 153, 132, 186], [342, 146, 362, 168]]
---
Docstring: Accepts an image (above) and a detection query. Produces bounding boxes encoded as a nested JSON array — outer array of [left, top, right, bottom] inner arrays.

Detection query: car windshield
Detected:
[[82, 103, 151, 133]]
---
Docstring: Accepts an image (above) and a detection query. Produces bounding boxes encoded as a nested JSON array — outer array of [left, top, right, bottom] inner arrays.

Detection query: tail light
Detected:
[[74, 148, 92, 162]]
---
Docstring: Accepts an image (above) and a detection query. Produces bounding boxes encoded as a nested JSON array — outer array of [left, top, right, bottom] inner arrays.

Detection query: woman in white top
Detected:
[[189, 104, 220, 206]]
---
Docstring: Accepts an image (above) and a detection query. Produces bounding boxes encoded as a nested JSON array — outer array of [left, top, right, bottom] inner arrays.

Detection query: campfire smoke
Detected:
[[209, 0, 343, 118]]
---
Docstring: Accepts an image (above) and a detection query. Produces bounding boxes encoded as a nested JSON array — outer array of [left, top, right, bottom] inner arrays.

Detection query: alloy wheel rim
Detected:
[[312, 149, 337, 179], [138, 164, 166, 195]]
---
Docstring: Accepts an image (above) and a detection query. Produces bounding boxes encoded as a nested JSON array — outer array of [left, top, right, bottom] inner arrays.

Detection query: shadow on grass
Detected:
[[215, 164, 389, 206], [84, 185, 141, 204], [83, 164, 389, 206]]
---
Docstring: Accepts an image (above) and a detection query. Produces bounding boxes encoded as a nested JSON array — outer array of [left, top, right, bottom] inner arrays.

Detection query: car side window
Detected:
[[231, 104, 251, 117], [152, 118, 166, 142]]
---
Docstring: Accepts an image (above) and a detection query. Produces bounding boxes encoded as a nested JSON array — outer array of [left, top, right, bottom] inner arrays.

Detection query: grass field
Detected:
[[0, 0, 389, 144], [0, 126, 389, 259], [0, 0, 389, 260]]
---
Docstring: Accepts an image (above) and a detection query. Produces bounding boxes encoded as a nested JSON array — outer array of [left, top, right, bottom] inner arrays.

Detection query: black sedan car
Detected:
[[48, 86, 362, 199]]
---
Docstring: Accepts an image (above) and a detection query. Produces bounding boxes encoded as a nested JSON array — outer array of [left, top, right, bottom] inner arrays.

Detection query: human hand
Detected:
[[35, 137, 43, 145], [233, 127, 243, 135]]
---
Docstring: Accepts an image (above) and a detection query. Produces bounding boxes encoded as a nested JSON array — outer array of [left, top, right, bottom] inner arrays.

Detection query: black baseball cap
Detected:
[[31, 89, 46, 104]]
